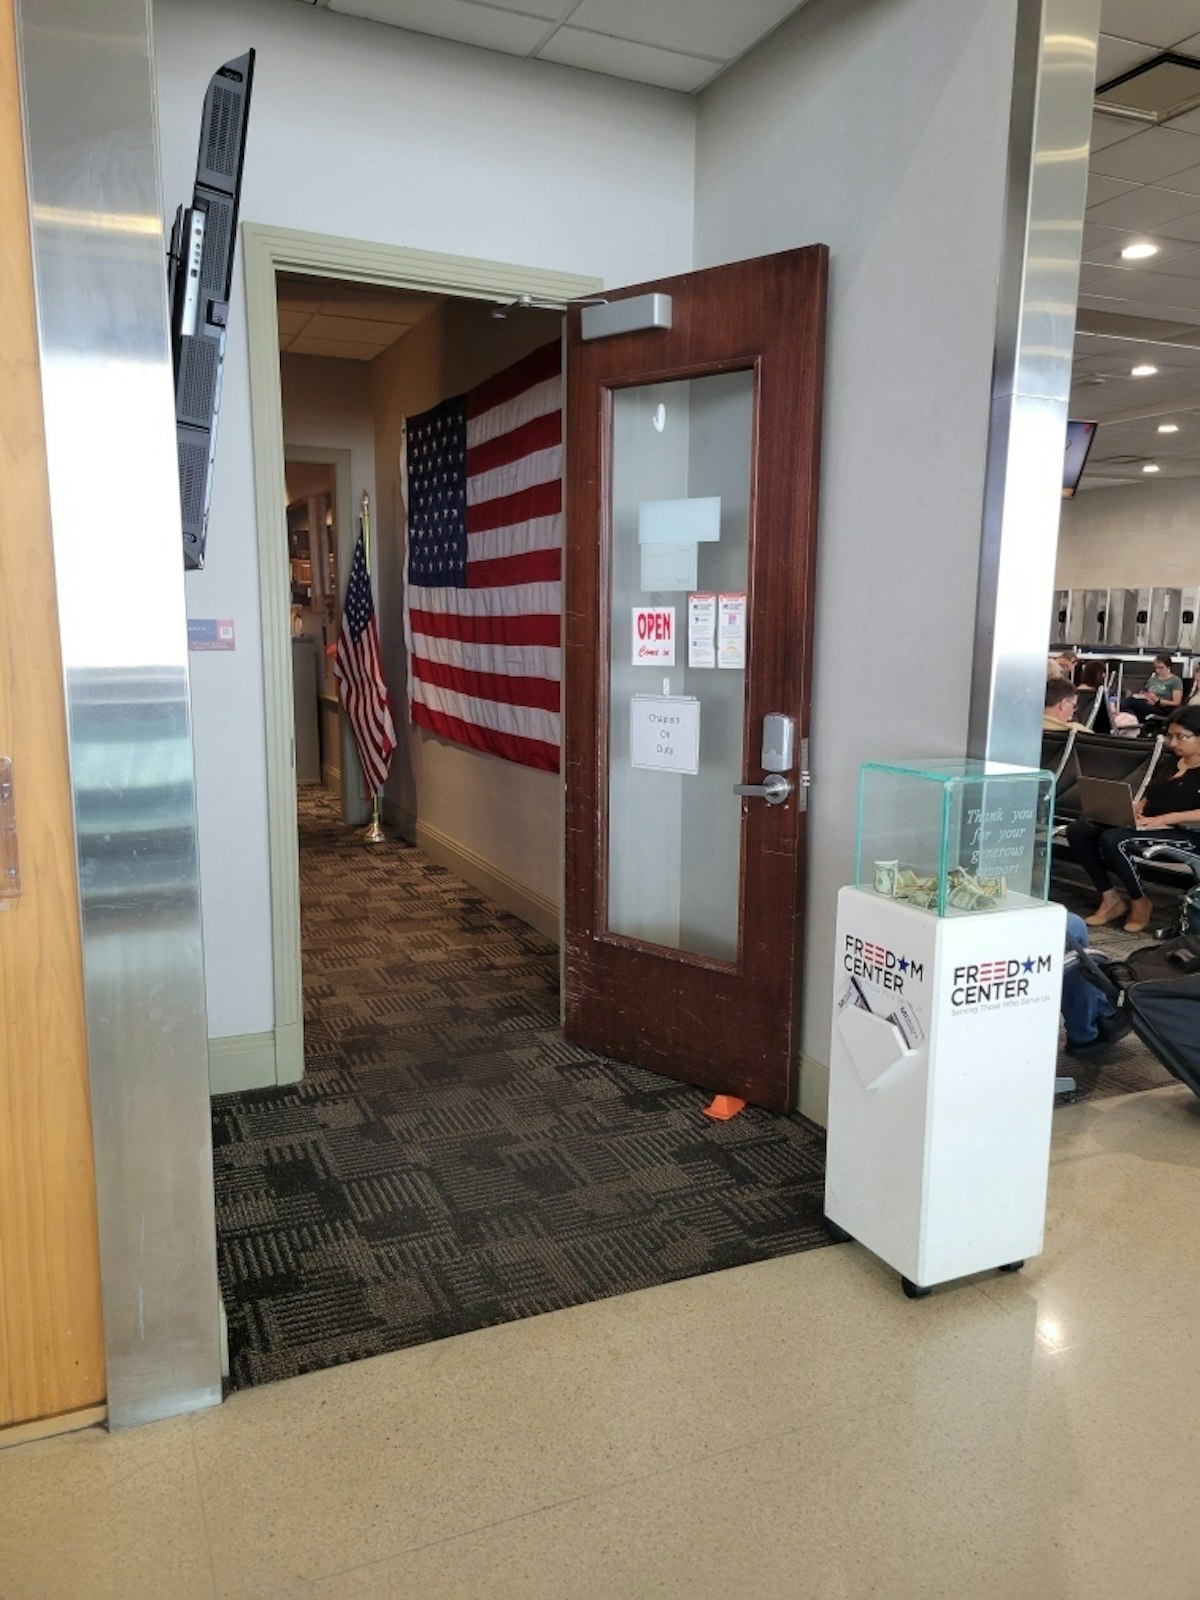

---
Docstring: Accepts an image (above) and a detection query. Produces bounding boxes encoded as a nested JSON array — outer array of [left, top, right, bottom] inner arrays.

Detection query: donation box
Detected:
[[825, 760, 1064, 1297]]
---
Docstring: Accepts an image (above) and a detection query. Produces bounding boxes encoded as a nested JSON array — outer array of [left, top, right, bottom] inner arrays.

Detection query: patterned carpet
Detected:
[[211, 793, 1179, 1390], [212, 786, 830, 1390]]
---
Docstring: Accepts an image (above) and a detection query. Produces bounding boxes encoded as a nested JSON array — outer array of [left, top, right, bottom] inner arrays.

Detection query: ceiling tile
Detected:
[[1082, 223, 1200, 265], [537, 28, 718, 92], [277, 309, 312, 337], [1087, 182, 1200, 228], [1149, 206, 1200, 242], [305, 314, 411, 347], [1099, 1, 1200, 50], [1087, 173, 1138, 207], [1090, 110, 1143, 151], [481, 0, 579, 18], [1139, 246, 1200, 279], [1093, 266, 1200, 313], [563, 0, 800, 62], [1167, 103, 1200, 135], [1089, 124, 1200, 182], [1096, 32, 1159, 83], [287, 337, 384, 360], [1155, 161, 1200, 194], [328, 0, 548, 56]]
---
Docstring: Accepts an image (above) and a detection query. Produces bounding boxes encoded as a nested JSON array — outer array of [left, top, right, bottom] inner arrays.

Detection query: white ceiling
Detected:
[[276, 275, 440, 359], [311, 0, 813, 93], [1075, 1, 1200, 487]]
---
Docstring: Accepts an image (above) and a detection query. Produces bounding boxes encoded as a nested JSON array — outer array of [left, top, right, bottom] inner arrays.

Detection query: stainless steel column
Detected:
[[16, 0, 221, 1426], [968, 0, 1101, 766]]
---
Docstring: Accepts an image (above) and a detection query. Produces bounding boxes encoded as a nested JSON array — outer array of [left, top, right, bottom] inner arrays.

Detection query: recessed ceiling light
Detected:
[[1158, 423, 1180, 433], [1121, 242, 1159, 260], [1143, 463, 1160, 473], [1132, 364, 1158, 377]]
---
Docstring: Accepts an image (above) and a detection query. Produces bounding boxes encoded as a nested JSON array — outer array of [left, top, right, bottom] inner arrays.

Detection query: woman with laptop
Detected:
[[1065, 705, 1200, 934]]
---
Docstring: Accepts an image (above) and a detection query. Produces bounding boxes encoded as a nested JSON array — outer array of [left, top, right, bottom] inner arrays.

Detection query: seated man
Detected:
[[1043, 678, 1086, 731], [1062, 912, 1129, 1055]]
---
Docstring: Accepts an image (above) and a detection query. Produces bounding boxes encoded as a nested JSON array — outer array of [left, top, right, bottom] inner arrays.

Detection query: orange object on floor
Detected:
[[702, 1094, 746, 1121]]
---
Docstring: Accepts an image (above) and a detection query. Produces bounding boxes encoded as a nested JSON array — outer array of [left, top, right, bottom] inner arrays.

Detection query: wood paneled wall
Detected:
[[0, 2, 105, 1432]]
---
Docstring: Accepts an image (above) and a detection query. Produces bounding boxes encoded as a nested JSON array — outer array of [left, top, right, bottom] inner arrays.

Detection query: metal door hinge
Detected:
[[0, 758, 20, 907], [799, 737, 811, 814]]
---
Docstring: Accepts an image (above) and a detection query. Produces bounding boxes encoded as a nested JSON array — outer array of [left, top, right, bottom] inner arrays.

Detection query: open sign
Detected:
[[632, 606, 676, 666]]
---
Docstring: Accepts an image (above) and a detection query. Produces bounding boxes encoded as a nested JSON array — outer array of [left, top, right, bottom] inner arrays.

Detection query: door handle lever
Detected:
[[734, 773, 792, 806]]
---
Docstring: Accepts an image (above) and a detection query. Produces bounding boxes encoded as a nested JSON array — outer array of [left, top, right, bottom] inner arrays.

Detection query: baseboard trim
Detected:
[[0, 1404, 107, 1450], [799, 1052, 830, 1129], [415, 820, 560, 944], [208, 1030, 279, 1095]]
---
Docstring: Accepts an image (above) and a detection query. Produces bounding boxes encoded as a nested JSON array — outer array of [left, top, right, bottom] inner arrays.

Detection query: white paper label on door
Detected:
[[632, 606, 676, 666], [637, 496, 721, 544], [718, 592, 747, 669], [688, 592, 716, 668], [630, 695, 700, 774], [640, 542, 698, 592]]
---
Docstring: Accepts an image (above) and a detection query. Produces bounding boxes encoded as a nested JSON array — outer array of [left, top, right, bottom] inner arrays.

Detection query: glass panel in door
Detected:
[[606, 370, 754, 961]]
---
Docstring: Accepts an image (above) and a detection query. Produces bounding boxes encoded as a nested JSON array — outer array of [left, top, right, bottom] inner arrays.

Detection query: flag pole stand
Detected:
[[363, 790, 386, 844]]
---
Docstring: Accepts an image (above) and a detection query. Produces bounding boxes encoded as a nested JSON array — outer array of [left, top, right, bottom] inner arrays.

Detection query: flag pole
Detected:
[[359, 489, 387, 844]]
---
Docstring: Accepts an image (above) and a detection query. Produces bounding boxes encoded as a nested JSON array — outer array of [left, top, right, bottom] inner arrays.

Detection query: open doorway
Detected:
[[211, 237, 830, 1390]]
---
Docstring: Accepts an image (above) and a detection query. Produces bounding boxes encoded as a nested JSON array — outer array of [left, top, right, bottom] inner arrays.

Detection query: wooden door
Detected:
[[563, 250, 827, 1114], [0, 5, 105, 1437]]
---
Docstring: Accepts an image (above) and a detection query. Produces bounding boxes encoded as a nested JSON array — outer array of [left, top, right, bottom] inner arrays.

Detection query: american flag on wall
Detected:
[[404, 341, 562, 774], [334, 532, 398, 792]]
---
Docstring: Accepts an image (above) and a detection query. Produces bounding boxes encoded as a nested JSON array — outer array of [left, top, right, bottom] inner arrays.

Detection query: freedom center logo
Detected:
[[951, 953, 1053, 1007], [843, 935, 923, 994]]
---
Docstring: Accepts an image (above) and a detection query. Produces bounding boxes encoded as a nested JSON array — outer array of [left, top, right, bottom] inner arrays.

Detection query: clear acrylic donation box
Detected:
[[826, 760, 1065, 1296]]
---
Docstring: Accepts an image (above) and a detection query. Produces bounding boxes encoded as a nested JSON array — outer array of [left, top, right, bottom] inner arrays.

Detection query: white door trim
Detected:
[[241, 222, 600, 1086]]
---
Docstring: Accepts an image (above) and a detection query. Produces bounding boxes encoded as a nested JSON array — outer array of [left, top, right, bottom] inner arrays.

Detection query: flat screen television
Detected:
[[167, 50, 255, 569], [1062, 418, 1097, 499]]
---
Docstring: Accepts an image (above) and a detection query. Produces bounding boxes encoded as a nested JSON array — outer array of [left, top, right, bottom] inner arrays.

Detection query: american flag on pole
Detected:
[[334, 533, 397, 792], [404, 340, 562, 773]]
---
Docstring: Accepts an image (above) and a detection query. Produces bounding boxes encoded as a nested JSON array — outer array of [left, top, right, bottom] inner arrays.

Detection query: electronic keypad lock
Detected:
[[761, 713, 795, 773]]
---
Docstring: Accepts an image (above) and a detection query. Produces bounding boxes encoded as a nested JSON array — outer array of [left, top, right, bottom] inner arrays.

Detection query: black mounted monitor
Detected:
[[1062, 418, 1096, 499], [168, 50, 255, 570]]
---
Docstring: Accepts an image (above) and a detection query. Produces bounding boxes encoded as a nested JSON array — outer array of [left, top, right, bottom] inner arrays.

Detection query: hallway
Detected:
[[213, 789, 828, 1388]]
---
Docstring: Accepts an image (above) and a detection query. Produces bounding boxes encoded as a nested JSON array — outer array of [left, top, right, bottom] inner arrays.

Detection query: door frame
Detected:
[[242, 223, 600, 1085]]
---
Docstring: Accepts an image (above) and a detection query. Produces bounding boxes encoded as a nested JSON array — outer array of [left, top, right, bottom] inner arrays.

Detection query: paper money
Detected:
[[873, 860, 899, 897]]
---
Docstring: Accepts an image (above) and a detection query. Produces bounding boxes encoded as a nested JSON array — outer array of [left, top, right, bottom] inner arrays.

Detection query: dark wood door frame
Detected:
[[563, 248, 828, 1113]]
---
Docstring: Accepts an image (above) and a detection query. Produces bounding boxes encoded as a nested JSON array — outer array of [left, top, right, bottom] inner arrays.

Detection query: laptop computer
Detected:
[[1077, 775, 1138, 828]]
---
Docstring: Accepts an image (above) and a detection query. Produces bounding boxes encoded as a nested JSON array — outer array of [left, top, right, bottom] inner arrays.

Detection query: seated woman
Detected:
[[1120, 654, 1184, 721], [1188, 664, 1200, 707], [1065, 704, 1200, 933]]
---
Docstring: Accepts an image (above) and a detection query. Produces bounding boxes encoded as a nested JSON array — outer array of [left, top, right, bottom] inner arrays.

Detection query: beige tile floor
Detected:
[[4, 1084, 1200, 1600]]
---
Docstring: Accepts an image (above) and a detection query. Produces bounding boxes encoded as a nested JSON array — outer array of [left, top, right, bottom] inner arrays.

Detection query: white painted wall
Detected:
[[153, 0, 696, 1040], [694, 0, 1021, 1119], [1057, 479, 1200, 589]]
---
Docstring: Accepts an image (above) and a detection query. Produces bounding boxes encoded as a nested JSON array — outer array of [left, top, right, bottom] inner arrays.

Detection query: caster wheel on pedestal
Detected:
[[998, 1261, 1025, 1274], [901, 1276, 931, 1300], [823, 1216, 853, 1244]]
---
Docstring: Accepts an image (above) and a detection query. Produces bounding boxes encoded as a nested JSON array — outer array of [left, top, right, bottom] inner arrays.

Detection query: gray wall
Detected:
[[1057, 479, 1200, 589], [694, 0, 1021, 1118]]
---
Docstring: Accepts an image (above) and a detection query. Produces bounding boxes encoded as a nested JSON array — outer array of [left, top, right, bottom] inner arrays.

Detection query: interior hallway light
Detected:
[[1132, 364, 1158, 377], [1159, 423, 1180, 433], [1120, 241, 1159, 260], [1144, 463, 1161, 472]]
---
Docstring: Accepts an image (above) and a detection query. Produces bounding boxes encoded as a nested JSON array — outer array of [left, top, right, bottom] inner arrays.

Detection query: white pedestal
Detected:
[[824, 886, 1066, 1293]]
